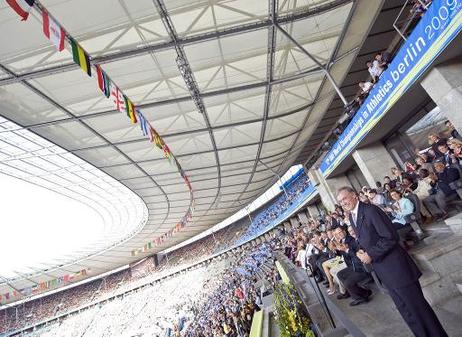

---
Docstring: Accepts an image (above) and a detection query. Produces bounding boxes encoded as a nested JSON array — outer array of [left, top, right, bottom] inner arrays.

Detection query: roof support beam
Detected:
[[0, 0, 351, 87], [233, 0, 278, 207], [152, 0, 222, 222], [275, 23, 348, 106], [23, 65, 325, 130]]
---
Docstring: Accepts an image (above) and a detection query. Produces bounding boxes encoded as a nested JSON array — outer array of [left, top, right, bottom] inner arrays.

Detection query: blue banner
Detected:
[[320, 0, 462, 176]]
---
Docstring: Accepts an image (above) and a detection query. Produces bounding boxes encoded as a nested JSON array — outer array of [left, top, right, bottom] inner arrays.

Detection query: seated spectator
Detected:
[[366, 59, 385, 83], [385, 190, 414, 231], [358, 191, 369, 203], [306, 233, 328, 282], [321, 245, 345, 295], [402, 176, 418, 193], [384, 175, 397, 189], [428, 133, 448, 157], [336, 226, 372, 306], [434, 160, 461, 202], [375, 181, 384, 194], [415, 155, 434, 172], [331, 212, 346, 228], [447, 138, 462, 167], [359, 81, 374, 94], [383, 182, 393, 204], [322, 226, 351, 296], [295, 241, 307, 269], [414, 169, 447, 220], [445, 120, 462, 140], [436, 142, 457, 167], [391, 166, 404, 183], [367, 189, 386, 207]]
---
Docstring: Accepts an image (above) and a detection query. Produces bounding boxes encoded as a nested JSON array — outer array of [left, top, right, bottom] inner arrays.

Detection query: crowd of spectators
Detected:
[[233, 175, 311, 246], [9, 242, 278, 337], [322, 1, 433, 159], [2, 117, 461, 333], [0, 174, 312, 335], [365, 122, 462, 228], [285, 123, 462, 308]]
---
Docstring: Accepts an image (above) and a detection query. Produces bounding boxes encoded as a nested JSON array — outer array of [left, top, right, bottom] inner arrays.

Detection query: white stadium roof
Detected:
[[0, 0, 382, 300]]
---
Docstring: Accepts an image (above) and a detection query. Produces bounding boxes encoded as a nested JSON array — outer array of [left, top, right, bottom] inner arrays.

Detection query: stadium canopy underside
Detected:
[[0, 0, 383, 296]]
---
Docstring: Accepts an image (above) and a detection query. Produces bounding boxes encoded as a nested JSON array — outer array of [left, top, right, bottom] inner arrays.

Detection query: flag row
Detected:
[[0, 269, 88, 304], [131, 208, 194, 256], [7, 1, 195, 248]]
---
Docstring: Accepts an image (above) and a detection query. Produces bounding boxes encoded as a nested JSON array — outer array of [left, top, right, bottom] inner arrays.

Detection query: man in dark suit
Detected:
[[336, 186, 448, 337], [434, 160, 460, 197]]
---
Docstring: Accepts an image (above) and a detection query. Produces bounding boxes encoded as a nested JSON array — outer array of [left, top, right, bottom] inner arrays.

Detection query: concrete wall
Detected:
[[421, 57, 462, 134], [308, 169, 352, 211], [352, 141, 397, 187]]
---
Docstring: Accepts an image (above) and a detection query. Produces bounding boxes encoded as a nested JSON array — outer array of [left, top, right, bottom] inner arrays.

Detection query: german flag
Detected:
[[70, 38, 91, 76]]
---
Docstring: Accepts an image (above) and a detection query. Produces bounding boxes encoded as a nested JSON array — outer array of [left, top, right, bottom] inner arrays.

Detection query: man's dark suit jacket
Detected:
[[437, 166, 460, 196], [351, 201, 421, 289]]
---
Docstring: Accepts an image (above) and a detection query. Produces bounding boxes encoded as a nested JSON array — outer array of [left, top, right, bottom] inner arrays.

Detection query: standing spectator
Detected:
[[336, 186, 448, 337]]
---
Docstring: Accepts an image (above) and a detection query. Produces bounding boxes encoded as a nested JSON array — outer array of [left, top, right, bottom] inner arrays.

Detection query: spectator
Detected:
[[415, 155, 434, 172], [447, 138, 462, 166], [366, 59, 385, 83], [385, 190, 414, 231], [367, 189, 386, 207], [434, 160, 461, 204], [359, 81, 374, 94], [375, 181, 384, 194], [428, 133, 447, 157], [414, 168, 447, 220], [384, 175, 397, 189], [336, 226, 372, 306], [445, 120, 462, 140], [436, 142, 457, 167], [375, 51, 392, 67]]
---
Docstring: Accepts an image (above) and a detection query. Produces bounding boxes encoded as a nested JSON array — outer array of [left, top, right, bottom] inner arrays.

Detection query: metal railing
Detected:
[[393, 0, 432, 41]]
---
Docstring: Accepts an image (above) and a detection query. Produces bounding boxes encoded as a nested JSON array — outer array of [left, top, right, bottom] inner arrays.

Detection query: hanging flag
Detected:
[[70, 38, 91, 76], [111, 85, 126, 113], [137, 110, 148, 136], [184, 175, 192, 191], [42, 10, 65, 51], [95, 65, 111, 97], [147, 125, 154, 142], [6, 0, 35, 21], [152, 129, 163, 149], [123, 95, 137, 124]]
